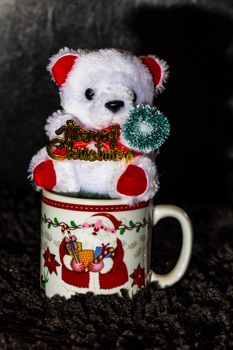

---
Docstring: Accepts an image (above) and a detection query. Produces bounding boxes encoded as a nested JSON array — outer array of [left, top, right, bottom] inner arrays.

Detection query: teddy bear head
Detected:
[[48, 48, 168, 129]]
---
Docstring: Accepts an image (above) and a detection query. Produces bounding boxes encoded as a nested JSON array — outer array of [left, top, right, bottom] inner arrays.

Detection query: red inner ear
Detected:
[[52, 54, 77, 86], [140, 56, 161, 87]]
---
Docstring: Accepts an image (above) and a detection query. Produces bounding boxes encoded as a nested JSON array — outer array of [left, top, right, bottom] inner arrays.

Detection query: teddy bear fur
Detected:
[[28, 48, 168, 203]]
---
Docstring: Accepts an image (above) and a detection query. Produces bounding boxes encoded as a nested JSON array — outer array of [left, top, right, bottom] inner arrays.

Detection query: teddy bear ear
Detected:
[[47, 48, 79, 87], [140, 55, 169, 94]]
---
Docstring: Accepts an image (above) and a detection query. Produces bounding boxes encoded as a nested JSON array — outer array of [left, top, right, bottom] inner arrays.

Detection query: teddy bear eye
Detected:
[[133, 91, 137, 103], [85, 88, 95, 101]]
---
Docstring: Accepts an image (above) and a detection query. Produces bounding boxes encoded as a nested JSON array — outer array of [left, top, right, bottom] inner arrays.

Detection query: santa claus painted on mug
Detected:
[[59, 213, 129, 293]]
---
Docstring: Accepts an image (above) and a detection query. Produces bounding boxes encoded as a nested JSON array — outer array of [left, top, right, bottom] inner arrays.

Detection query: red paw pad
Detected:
[[33, 160, 56, 189], [117, 165, 147, 196]]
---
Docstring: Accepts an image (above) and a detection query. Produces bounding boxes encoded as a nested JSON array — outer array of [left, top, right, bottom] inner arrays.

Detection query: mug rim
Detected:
[[42, 189, 150, 212]]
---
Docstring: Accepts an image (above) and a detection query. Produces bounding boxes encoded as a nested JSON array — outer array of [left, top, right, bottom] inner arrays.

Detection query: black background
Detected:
[[1, 0, 233, 207]]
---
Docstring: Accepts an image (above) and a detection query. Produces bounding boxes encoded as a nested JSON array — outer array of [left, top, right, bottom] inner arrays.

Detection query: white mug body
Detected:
[[40, 190, 192, 298]]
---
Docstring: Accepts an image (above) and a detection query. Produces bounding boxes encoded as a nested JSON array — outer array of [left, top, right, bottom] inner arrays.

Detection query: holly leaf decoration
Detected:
[[129, 220, 134, 227], [120, 228, 125, 235]]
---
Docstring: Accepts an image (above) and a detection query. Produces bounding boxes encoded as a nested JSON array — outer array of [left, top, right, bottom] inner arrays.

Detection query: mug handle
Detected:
[[150, 204, 193, 288]]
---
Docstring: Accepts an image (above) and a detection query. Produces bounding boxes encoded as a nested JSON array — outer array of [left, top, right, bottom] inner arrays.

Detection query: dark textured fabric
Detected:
[[0, 0, 233, 206], [0, 189, 232, 349]]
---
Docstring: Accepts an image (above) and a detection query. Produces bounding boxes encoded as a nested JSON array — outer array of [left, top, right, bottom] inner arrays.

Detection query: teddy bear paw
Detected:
[[33, 160, 56, 189], [117, 165, 147, 196]]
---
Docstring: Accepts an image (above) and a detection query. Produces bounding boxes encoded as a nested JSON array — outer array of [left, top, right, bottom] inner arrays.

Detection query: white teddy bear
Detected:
[[28, 48, 169, 203]]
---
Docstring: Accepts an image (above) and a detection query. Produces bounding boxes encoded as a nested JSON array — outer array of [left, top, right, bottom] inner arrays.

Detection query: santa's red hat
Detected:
[[91, 213, 122, 231]]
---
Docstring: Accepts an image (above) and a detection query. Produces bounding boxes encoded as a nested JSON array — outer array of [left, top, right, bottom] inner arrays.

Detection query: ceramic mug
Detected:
[[40, 189, 193, 298]]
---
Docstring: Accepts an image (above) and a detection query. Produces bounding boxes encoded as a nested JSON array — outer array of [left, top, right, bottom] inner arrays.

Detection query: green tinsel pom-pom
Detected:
[[121, 105, 170, 152]]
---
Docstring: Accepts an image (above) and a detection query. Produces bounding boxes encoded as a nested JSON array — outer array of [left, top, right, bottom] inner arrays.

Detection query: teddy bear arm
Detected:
[[45, 110, 79, 140], [119, 133, 155, 154]]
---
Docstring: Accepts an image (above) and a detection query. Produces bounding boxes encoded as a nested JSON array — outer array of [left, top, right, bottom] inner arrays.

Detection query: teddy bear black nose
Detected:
[[105, 100, 125, 113]]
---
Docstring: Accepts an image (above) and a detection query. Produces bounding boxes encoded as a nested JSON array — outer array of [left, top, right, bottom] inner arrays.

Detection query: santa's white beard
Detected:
[[76, 229, 117, 251]]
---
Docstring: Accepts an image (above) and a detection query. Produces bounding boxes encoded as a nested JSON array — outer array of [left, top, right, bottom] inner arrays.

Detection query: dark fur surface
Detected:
[[0, 189, 232, 349]]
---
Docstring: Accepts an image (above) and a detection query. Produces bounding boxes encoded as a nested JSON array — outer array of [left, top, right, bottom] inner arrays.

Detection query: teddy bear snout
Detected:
[[105, 100, 125, 113]]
